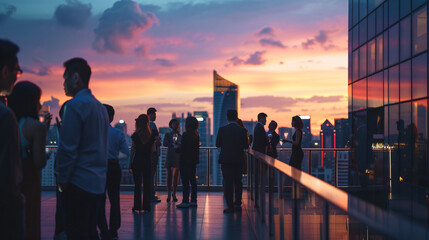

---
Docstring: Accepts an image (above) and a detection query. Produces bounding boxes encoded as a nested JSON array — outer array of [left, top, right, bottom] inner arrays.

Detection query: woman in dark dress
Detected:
[[8, 81, 51, 240], [129, 114, 155, 213], [176, 117, 200, 208], [284, 116, 304, 170], [163, 119, 181, 202]]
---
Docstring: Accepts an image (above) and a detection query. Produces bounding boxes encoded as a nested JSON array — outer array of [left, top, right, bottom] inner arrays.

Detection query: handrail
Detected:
[[248, 149, 429, 240]]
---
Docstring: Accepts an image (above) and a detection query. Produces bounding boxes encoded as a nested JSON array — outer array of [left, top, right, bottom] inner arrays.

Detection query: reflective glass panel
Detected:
[[389, 0, 399, 26], [360, 18, 368, 46], [384, 2, 389, 29], [400, 60, 412, 102], [353, 79, 367, 111], [376, 35, 383, 71], [384, 31, 389, 68], [384, 70, 388, 105], [412, 99, 428, 185], [376, 5, 384, 34], [412, 53, 428, 99], [399, 102, 412, 183], [413, 6, 427, 55], [389, 65, 399, 104], [349, 84, 353, 112], [368, 39, 376, 74], [388, 104, 399, 145], [353, 26, 359, 50], [413, 0, 427, 11], [360, 0, 368, 20], [389, 23, 399, 66], [368, 72, 383, 108], [359, 45, 367, 79], [368, 12, 376, 39], [353, 50, 359, 82], [400, 16, 411, 61], [400, 0, 411, 18], [353, 0, 360, 26]]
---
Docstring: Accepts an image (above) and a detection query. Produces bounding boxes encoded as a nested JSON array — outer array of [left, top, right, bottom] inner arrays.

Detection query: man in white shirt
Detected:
[[56, 57, 109, 240]]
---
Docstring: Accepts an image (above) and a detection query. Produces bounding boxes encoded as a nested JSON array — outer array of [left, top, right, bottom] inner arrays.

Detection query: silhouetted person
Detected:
[[252, 112, 268, 207], [177, 117, 200, 208], [98, 104, 130, 240], [130, 114, 155, 213], [8, 81, 51, 240], [163, 119, 181, 202], [237, 119, 249, 174], [55, 58, 109, 240], [217, 110, 249, 213], [147, 107, 161, 202], [283, 116, 304, 170], [267, 120, 280, 159], [0, 39, 25, 240]]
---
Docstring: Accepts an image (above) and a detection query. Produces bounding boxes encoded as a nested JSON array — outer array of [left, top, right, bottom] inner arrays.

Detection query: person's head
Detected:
[[227, 109, 238, 122], [268, 120, 278, 131], [147, 107, 157, 121], [135, 114, 151, 143], [185, 116, 199, 136], [0, 39, 21, 93], [8, 81, 42, 121], [63, 57, 91, 97], [169, 118, 180, 131], [103, 104, 115, 123], [291, 116, 304, 130], [237, 118, 244, 128], [257, 112, 267, 125]]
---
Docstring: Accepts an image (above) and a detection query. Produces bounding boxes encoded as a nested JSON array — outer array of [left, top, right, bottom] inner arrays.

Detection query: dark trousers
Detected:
[[63, 183, 103, 240], [133, 167, 152, 211], [151, 154, 158, 197], [180, 165, 197, 203], [97, 195, 110, 240], [106, 161, 121, 237], [221, 164, 243, 208], [54, 188, 65, 235], [0, 194, 25, 240]]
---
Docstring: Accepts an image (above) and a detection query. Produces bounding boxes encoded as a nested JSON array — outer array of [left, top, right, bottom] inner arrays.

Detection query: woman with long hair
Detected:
[[163, 119, 181, 202], [176, 117, 200, 208], [129, 114, 155, 213], [284, 116, 304, 170], [8, 81, 51, 240]]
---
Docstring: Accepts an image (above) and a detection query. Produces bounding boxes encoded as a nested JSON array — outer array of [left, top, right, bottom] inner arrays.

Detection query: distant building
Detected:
[[212, 70, 239, 185], [158, 127, 171, 185], [299, 115, 312, 148], [334, 118, 350, 148], [195, 111, 211, 185]]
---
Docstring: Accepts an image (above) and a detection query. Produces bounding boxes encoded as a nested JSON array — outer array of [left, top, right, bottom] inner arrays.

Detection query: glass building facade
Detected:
[[349, 0, 429, 195]]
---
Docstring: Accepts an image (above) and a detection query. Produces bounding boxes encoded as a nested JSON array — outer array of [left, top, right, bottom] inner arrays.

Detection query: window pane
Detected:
[[389, 0, 399, 26], [412, 53, 428, 99], [368, 12, 376, 39], [400, 60, 411, 102], [388, 104, 399, 145], [384, 2, 389, 29], [400, 17, 411, 61], [384, 105, 389, 144], [383, 31, 389, 68], [368, 72, 383, 107], [413, 6, 427, 55], [353, 79, 367, 111], [368, 0, 376, 13], [413, 0, 427, 11], [389, 65, 399, 104], [384, 70, 388, 105], [412, 99, 427, 185], [376, 5, 384, 34], [399, 102, 412, 183], [353, 0, 360, 26], [400, 0, 411, 18], [360, 18, 368, 46], [375, 0, 384, 7], [349, 0, 353, 29], [359, 45, 367, 79], [376, 35, 383, 71], [360, 0, 368, 20], [353, 50, 359, 81], [389, 23, 399, 66], [353, 26, 359, 50], [368, 39, 376, 74], [349, 84, 353, 112]]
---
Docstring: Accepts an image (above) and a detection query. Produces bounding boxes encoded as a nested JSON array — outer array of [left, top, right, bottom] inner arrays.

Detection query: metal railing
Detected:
[[247, 149, 429, 240]]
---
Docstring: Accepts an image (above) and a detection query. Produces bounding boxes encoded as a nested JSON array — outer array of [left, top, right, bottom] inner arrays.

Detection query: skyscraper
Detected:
[[299, 115, 312, 147], [334, 118, 351, 148], [212, 70, 239, 185], [194, 111, 211, 185]]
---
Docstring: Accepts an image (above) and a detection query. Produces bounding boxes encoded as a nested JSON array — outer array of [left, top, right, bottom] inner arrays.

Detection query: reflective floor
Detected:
[[41, 191, 258, 240]]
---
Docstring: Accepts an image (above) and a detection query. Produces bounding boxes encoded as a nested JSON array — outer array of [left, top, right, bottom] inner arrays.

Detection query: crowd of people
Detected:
[[0, 39, 304, 240]]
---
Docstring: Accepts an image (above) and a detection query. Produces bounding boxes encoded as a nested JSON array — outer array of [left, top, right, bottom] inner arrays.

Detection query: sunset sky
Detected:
[[0, 0, 348, 135]]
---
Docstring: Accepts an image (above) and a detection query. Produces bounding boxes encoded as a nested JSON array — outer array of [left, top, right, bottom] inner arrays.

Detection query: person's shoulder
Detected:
[[0, 103, 17, 128]]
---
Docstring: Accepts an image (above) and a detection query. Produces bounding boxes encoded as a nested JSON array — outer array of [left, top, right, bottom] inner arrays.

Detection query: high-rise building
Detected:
[[320, 119, 334, 148], [334, 118, 351, 148], [194, 111, 211, 185], [212, 70, 239, 185], [299, 115, 312, 147], [348, 1, 428, 193], [158, 127, 171, 185]]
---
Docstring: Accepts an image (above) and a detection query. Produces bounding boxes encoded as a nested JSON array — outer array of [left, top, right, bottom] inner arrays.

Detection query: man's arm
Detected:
[[55, 104, 81, 185]]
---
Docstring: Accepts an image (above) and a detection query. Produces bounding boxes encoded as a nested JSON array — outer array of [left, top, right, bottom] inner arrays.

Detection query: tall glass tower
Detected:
[[212, 70, 239, 185], [348, 0, 428, 193]]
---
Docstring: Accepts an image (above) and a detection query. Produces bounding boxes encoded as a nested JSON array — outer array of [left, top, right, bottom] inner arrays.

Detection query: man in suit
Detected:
[[252, 112, 268, 208], [216, 110, 249, 213], [147, 107, 161, 203], [267, 120, 280, 159]]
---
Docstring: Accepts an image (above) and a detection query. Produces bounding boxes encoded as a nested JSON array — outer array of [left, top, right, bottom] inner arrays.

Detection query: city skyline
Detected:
[[0, 0, 348, 134]]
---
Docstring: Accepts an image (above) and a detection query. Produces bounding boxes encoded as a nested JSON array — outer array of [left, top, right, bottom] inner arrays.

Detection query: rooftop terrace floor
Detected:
[[41, 191, 259, 240]]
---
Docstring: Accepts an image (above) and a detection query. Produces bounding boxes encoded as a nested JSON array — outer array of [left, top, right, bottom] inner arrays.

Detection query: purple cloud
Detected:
[[301, 39, 315, 49], [22, 58, 52, 76], [134, 45, 147, 57], [193, 97, 212, 103], [92, 0, 159, 54], [54, 0, 92, 28], [257, 27, 274, 36], [245, 51, 266, 65], [259, 38, 287, 48], [0, 4, 16, 22], [301, 30, 339, 50], [228, 56, 245, 66], [154, 58, 175, 67]]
